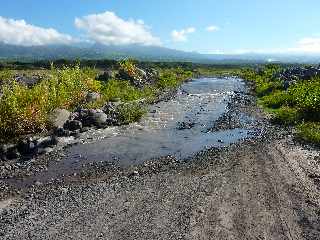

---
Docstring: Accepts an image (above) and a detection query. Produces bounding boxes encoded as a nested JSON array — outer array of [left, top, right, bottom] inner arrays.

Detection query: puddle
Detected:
[[7, 77, 254, 187]]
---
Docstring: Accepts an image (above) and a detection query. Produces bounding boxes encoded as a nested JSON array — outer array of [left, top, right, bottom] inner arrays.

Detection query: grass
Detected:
[[240, 64, 320, 145]]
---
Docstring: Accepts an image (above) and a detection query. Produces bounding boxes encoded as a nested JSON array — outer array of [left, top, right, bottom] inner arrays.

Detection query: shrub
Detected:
[[117, 102, 147, 124], [271, 106, 301, 125], [288, 77, 320, 114], [296, 122, 320, 145], [260, 90, 290, 108]]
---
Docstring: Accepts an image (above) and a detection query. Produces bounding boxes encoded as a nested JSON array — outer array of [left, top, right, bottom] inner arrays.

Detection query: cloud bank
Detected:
[[75, 11, 161, 46], [290, 37, 320, 53], [0, 16, 75, 46]]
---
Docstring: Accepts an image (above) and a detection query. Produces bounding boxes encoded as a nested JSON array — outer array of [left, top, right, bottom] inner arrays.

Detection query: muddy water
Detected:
[[9, 77, 252, 186]]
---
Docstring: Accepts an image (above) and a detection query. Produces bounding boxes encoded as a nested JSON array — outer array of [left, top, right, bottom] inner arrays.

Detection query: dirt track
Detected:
[[1, 89, 320, 239]]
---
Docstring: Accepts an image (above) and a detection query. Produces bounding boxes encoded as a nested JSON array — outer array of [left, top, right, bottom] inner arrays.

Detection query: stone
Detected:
[[177, 121, 195, 130], [5, 145, 20, 160], [64, 120, 83, 131], [35, 136, 57, 149], [37, 147, 53, 154], [49, 109, 71, 129], [17, 138, 36, 155], [96, 70, 114, 82], [91, 112, 109, 128], [86, 92, 101, 103]]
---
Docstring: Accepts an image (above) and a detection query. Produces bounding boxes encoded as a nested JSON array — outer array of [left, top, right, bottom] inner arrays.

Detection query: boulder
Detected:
[[49, 109, 71, 129], [64, 120, 83, 131], [1, 144, 20, 160], [35, 136, 57, 149], [90, 111, 109, 128], [96, 70, 114, 82], [78, 109, 109, 128], [86, 92, 101, 103], [17, 138, 36, 155]]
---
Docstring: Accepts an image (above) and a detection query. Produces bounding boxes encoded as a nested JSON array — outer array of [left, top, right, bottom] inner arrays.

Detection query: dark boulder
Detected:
[[96, 70, 114, 82], [17, 138, 36, 155], [64, 120, 83, 131]]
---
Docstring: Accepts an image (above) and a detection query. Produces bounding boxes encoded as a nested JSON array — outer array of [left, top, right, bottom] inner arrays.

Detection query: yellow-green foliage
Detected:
[[0, 65, 99, 141]]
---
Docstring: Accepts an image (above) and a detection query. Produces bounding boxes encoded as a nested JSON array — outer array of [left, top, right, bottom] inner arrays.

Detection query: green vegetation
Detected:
[[0, 59, 196, 142], [0, 65, 99, 141], [241, 64, 320, 145]]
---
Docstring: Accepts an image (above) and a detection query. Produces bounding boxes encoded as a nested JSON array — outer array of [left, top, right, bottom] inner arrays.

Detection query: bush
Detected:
[[288, 77, 320, 114], [260, 90, 290, 108], [117, 102, 147, 124], [271, 106, 301, 125], [100, 80, 156, 103], [297, 122, 320, 145], [157, 68, 192, 89]]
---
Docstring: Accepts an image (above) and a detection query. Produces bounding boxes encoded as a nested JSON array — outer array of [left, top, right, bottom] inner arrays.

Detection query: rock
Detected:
[[64, 120, 82, 131], [177, 121, 195, 130], [79, 109, 108, 128], [5, 145, 20, 160], [86, 92, 101, 103], [70, 130, 81, 138], [14, 74, 42, 87], [54, 127, 70, 137], [49, 109, 71, 129], [35, 136, 57, 149], [96, 70, 114, 82], [34, 181, 42, 186], [91, 112, 109, 128], [117, 67, 156, 88], [275, 66, 320, 89], [17, 138, 36, 155], [37, 147, 53, 155]]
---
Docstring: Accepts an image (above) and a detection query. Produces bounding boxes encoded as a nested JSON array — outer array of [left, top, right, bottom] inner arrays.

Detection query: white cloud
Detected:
[[290, 37, 320, 53], [171, 27, 196, 42], [206, 25, 219, 32], [75, 11, 161, 46], [0, 16, 75, 46]]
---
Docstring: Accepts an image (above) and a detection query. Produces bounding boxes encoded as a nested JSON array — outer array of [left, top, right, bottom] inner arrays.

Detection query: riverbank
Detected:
[[1, 76, 320, 239]]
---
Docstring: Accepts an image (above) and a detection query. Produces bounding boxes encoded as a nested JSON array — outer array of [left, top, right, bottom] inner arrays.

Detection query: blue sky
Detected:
[[1, 0, 320, 53]]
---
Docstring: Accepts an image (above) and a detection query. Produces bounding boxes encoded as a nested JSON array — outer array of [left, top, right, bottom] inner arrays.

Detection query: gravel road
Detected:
[[1, 87, 320, 240]]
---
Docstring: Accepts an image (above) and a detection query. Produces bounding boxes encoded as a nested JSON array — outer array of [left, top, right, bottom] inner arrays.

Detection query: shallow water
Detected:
[[8, 77, 252, 186], [65, 77, 247, 166]]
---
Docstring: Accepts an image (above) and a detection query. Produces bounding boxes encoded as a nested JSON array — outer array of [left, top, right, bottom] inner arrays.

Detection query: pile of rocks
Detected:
[[0, 136, 57, 161], [275, 65, 320, 89], [0, 100, 123, 161], [14, 74, 44, 87]]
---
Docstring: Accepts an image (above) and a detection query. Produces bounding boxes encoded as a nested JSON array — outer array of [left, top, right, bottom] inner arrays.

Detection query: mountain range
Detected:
[[1, 43, 320, 64]]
